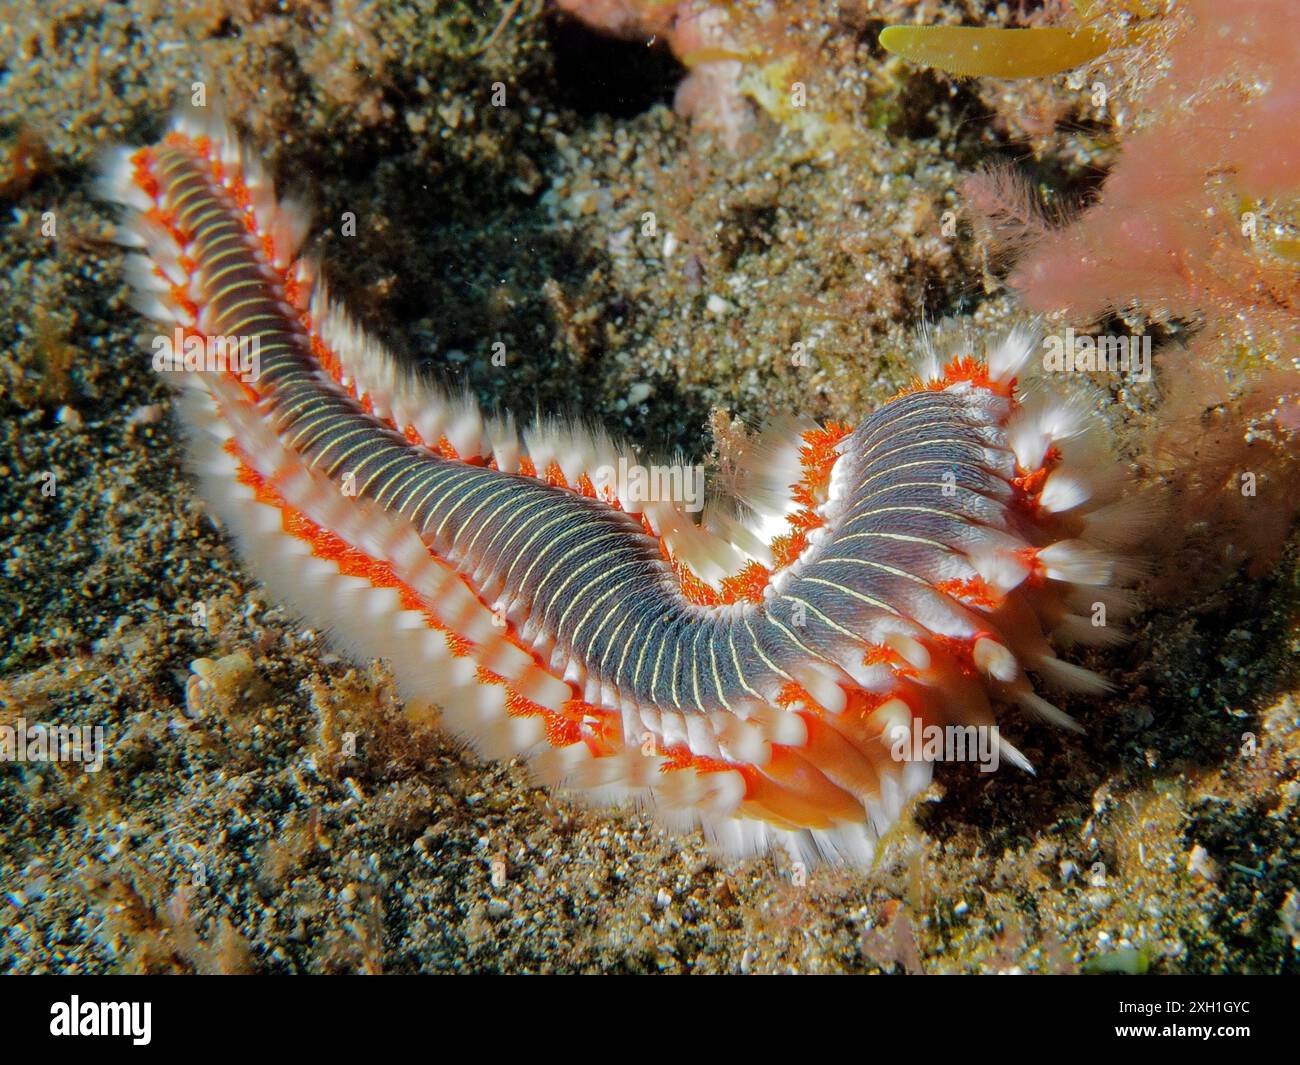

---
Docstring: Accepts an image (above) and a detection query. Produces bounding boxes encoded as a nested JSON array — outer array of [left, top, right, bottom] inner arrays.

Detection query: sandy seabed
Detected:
[[0, 0, 1296, 973]]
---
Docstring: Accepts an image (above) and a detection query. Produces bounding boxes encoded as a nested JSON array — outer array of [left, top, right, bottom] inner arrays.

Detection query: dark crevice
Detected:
[[545, 13, 684, 119]]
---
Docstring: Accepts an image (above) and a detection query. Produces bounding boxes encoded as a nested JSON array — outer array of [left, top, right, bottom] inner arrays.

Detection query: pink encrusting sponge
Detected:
[[99, 108, 1145, 867]]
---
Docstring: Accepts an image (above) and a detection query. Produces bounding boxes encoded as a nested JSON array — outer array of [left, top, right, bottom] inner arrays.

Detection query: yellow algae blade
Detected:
[[879, 25, 1111, 79], [1270, 239, 1300, 264]]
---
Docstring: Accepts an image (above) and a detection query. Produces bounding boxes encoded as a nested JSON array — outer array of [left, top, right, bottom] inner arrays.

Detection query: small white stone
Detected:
[[626, 381, 654, 406], [1187, 843, 1217, 881]]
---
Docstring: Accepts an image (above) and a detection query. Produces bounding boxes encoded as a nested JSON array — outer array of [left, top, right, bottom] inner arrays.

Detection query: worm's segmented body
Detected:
[[101, 111, 1140, 866]]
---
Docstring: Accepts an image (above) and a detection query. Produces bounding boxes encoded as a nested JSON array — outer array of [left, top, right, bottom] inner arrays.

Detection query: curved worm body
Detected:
[[100, 111, 1139, 866]]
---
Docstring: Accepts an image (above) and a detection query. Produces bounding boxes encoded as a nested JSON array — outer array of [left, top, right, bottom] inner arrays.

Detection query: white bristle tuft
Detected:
[[96, 147, 152, 212], [1036, 541, 1114, 586], [1054, 613, 1128, 647], [1009, 420, 1053, 471], [1032, 653, 1114, 694], [998, 736, 1035, 774], [1016, 689, 1085, 734], [986, 321, 1041, 383], [973, 637, 1020, 682], [1080, 495, 1161, 548], [967, 547, 1031, 595], [1039, 470, 1093, 513]]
